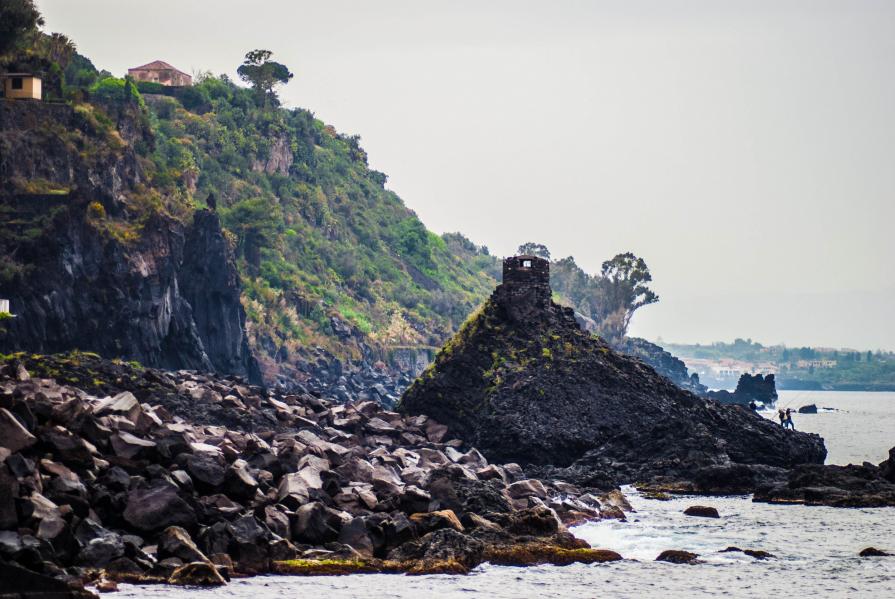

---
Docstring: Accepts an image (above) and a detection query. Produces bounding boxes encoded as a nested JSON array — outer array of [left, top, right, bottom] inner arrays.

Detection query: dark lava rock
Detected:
[[400, 255, 825, 491], [683, 505, 720, 518], [656, 549, 699, 564], [0, 562, 95, 598], [859, 547, 890, 557], [0, 115, 262, 385], [388, 528, 485, 572], [753, 448, 895, 507], [798, 404, 818, 414], [168, 561, 227, 586], [720, 547, 775, 559], [123, 484, 197, 532], [611, 337, 706, 395], [158, 526, 209, 564], [707, 373, 778, 407]]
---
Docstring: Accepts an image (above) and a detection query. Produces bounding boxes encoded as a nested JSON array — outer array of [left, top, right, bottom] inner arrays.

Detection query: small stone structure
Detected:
[[495, 256, 553, 322], [2, 73, 41, 100], [127, 60, 192, 87], [502, 255, 550, 285]]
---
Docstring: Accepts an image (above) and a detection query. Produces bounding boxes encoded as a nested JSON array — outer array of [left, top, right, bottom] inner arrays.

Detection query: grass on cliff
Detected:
[[137, 73, 500, 371]]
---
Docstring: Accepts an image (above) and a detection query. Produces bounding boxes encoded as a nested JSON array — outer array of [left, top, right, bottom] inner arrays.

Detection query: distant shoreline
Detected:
[[777, 383, 895, 393]]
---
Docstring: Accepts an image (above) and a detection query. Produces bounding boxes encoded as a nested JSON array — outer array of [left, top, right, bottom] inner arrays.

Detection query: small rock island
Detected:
[[400, 256, 826, 492]]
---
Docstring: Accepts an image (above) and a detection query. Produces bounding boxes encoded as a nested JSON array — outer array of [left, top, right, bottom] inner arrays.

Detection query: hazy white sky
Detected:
[[38, 0, 895, 350]]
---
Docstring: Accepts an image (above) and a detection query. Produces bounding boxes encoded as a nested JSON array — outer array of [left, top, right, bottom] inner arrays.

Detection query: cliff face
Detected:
[[612, 336, 707, 394], [0, 99, 259, 382], [400, 257, 826, 491]]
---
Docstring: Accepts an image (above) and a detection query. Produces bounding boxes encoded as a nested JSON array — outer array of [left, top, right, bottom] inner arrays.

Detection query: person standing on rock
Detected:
[[785, 408, 796, 430], [778, 409, 787, 427]]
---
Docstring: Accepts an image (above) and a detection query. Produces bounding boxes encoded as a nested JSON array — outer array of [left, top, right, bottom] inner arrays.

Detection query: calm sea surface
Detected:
[[117, 391, 895, 598]]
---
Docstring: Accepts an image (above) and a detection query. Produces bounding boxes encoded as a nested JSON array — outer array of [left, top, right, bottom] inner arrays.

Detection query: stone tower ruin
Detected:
[[494, 255, 553, 322]]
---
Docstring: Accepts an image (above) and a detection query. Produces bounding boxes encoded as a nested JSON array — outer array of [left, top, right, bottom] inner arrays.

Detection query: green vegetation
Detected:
[[138, 64, 498, 368], [0, 0, 43, 56]]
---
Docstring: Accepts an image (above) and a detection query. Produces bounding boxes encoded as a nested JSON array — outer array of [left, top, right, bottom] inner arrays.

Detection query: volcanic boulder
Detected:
[[399, 255, 826, 491]]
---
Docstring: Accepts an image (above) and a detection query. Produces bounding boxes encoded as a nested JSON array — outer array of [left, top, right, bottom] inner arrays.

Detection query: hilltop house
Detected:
[[2, 73, 42, 100], [127, 60, 192, 87]]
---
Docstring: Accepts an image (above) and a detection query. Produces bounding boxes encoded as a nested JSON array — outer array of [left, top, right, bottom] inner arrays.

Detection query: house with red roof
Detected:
[[127, 60, 192, 87]]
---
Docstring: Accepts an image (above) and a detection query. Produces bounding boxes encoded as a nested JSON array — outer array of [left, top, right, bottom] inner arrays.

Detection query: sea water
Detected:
[[117, 391, 895, 598]]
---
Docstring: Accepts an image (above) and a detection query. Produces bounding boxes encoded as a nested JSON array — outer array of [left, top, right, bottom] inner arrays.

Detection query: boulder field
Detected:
[[400, 256, 827, 493], [0, 353, 627, 595]]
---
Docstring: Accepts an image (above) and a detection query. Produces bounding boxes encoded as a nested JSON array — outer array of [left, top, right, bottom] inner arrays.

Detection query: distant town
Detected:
[[663, 339, 895, 391]]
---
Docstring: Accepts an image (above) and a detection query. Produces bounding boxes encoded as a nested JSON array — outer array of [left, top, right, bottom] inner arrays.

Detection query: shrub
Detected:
[[87, 201, 106, 220]]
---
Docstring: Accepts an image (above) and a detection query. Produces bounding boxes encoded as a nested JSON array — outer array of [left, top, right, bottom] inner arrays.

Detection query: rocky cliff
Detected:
[[400, 256, 826, 491], [707, 373, 778, 406], [0, 99, 259, 382], [612, 336, 707, 394]]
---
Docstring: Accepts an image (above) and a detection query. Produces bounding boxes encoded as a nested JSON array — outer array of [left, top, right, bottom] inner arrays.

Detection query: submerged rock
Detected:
[[656, 550, 699, 564], [400, 256, 826, 492], [683, 505, 720, 518]]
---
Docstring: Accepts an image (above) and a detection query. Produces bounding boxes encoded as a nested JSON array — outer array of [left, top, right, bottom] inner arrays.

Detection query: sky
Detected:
[[37, 0, 895, 350]]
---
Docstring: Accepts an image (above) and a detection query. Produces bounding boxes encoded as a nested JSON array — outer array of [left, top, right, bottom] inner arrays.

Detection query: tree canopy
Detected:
[[0, 0, 43, 57], [516, 242, 550, 260], [236, 49, 293, 106], [597, 252, 659, 342]]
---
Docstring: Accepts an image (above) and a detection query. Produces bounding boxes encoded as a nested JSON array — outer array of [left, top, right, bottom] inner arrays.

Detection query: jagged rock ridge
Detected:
[[400, 256, 826, 491]]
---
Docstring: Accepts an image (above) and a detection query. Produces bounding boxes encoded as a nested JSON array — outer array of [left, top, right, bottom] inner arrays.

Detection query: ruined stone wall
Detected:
[[494, 256, 554, 322]]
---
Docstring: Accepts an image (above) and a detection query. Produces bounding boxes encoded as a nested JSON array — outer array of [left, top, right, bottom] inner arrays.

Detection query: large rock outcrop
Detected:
[[400, 256, 826, 491], [753, 446, 895, 507], [0, 100, 259, 382], [707, 373, 778, 406]]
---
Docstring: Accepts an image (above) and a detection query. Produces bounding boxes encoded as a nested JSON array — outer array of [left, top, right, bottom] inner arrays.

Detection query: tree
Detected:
[[595, 252, 658, 342], [236, 49, 293, 106], [516, 242, 550, 260], [0, 0, 43, 57], [45, 32, 76, 69]]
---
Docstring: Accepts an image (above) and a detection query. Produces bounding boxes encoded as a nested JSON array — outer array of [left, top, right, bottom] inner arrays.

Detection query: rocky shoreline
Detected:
[[2, 352, 893, 597], [0, 353, 630, 596]]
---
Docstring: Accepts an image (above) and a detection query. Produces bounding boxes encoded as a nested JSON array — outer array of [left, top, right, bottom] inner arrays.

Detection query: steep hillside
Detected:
[[0, 47, 501, 386], [137, 77, 498, 382]]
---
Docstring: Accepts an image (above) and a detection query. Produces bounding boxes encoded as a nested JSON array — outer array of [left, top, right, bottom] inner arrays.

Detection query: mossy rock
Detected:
[[484, 543, 622, 567], [273, 559, 387, 576], [273, 557, 476, 576]]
